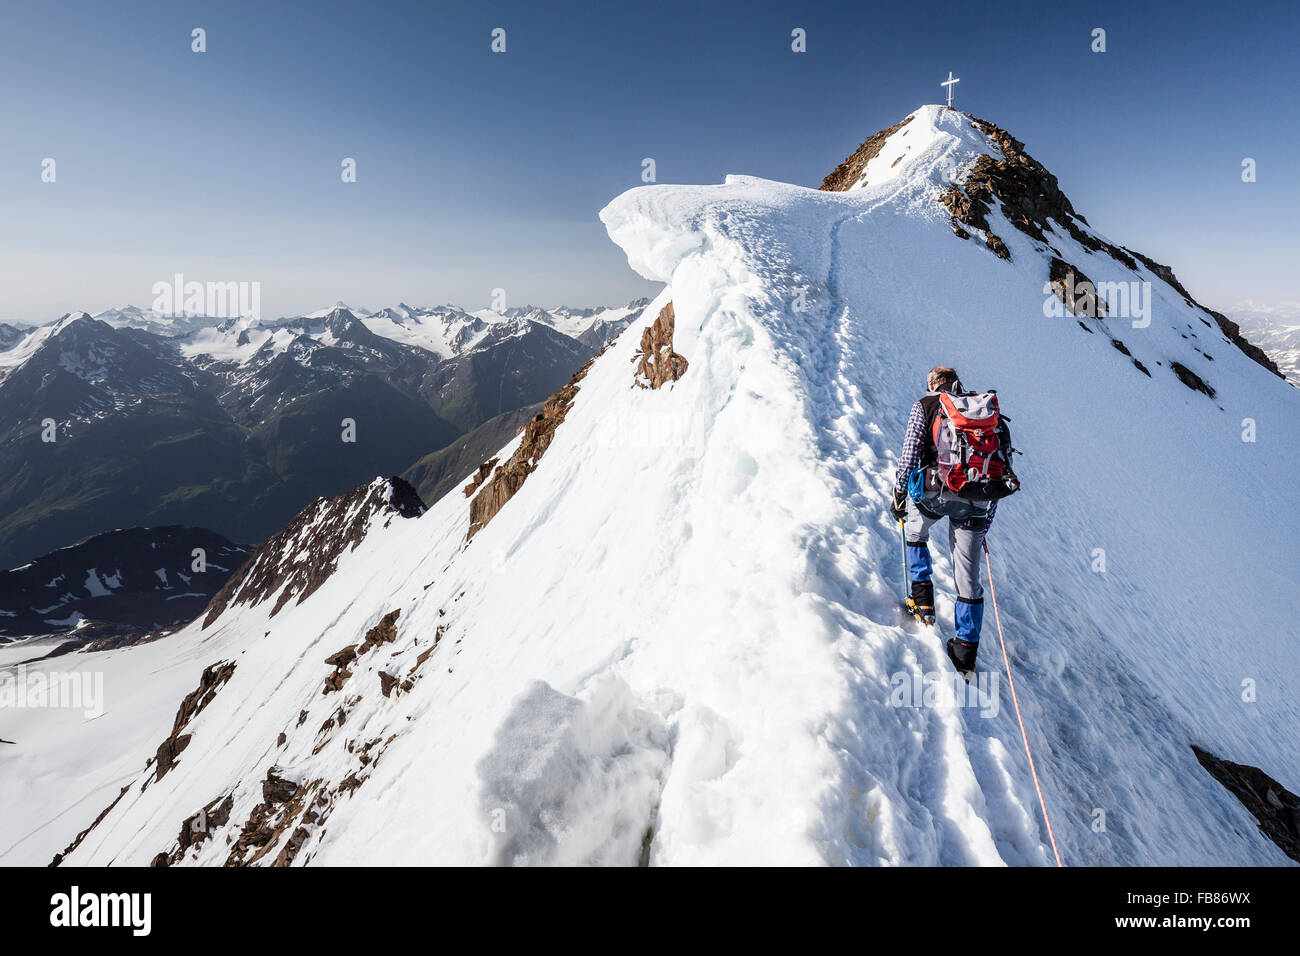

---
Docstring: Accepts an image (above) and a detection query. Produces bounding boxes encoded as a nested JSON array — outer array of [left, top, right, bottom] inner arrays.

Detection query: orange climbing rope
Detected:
[[983, 540, 1065, 867]]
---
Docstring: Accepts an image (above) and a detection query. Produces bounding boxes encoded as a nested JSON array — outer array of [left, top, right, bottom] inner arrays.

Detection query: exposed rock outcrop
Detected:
[[936, 114, 1111, 262], [1193, 745, 1300, 862], [633, 302, 688, 389], [466, 353, 601, 540], [151, 793, 235, 867], [143, 718, 400, 867], [962, 118, 1088, 251], [49, 784, 130, 867], [153, 660, 237, 782], [1121, 249, 1281, 379], [322, 609, 401, 695], [462, 458, 498, 497], [824, 108, 1272, 392], [322, 644, 356, 695], [1049, 256, 1108, 318], [51, 661, 236, 865], [359, 608, 400, 653], [1170, 361, 1216, 398], [1202, 307, 1283, 379], [225, 767, 318, 866], [939, 182, 1008, 259]]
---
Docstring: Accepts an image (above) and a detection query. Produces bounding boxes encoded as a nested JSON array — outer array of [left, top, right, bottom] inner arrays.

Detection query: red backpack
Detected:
[[930, 390, 1020, 501]]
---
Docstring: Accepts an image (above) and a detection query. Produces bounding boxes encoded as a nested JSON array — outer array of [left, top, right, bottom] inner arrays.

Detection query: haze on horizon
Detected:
[[1, 0, 1296, 325]]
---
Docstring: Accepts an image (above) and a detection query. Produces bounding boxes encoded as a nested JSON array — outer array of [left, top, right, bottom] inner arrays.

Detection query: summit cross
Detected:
[[941, 71, 960, 109]]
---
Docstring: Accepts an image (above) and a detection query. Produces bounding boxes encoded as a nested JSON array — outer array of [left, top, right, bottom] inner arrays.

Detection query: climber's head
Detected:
[[926, 366, 962, 394]]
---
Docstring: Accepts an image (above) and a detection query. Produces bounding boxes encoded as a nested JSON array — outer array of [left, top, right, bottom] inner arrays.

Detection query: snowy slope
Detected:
[[7, 106, 1299, 867], [0, 314, 85, 382]]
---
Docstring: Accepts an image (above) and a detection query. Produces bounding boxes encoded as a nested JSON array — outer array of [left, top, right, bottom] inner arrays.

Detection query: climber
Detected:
[[889, 366, 1019, 675]]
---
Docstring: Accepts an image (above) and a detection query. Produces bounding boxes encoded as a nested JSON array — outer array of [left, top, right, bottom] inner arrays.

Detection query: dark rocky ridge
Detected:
[[0, 525, 250, 643], [1193, 745, 1300, 863], [1048, 256, 1108, 318], [203, 476, 424, 626], [466, 350, 604, 541], [1170, 361, 1216, 398]]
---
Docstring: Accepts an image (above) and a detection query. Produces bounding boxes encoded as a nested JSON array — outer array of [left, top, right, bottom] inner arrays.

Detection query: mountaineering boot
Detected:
[[946, 637, 978, 678], [906, 579, 935, 625]]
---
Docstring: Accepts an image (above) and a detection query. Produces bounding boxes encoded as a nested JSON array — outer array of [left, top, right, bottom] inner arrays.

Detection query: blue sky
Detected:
[[2, 0, 1296, 322]]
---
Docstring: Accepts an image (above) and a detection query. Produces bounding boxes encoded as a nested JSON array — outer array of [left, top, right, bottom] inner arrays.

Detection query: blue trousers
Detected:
[[904, 498, 986, 643]]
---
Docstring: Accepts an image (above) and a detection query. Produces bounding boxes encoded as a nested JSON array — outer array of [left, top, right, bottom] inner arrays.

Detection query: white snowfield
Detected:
[[3, 105, 1297, 867]]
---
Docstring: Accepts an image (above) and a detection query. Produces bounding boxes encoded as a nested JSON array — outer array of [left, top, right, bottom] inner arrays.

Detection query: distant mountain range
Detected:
[[0, 299, 650, 576], [1227, 301, 1300, 384]]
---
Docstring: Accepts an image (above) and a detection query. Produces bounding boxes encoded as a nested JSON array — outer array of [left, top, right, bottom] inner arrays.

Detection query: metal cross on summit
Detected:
[[941, 71, 960, 109]]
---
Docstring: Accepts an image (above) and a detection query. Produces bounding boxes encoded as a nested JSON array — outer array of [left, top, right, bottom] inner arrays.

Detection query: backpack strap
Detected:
[[920, 393, 943, 461]]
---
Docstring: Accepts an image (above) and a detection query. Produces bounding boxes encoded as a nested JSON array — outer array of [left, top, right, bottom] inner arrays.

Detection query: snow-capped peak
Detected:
[[302, 301, 372, 320], [819, 105, 975, 193]]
